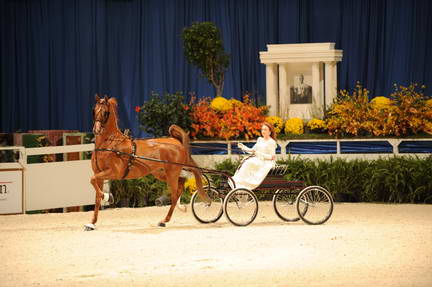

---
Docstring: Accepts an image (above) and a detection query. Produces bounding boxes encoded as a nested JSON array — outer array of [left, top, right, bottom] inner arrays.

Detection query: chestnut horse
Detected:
[[85, 94, 207, 230]]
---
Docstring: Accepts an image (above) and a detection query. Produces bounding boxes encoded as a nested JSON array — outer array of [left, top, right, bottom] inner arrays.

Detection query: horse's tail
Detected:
[[168, 125, 209, 202], [168, 125, 190, 160]]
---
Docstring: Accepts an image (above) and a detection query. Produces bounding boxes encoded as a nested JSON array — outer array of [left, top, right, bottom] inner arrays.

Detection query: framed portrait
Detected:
[[290, 74, 312, 104]]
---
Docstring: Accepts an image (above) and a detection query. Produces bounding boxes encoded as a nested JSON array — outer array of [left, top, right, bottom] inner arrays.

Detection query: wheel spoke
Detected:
[[297, 186, 334, 225], [191, 187, 223, 224], [273, 190, 301, 222], [224, 189, 258, 226]]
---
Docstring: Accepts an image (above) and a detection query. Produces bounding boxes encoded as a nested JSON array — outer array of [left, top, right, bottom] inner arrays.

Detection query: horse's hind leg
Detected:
[[176, 177, 187, 212], [158, 173, 184, 227]]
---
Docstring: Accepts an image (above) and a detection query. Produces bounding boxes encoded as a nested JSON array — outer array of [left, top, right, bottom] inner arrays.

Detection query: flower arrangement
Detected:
[[325, 83, 432, 137], [190, 95, 268, 140], [325, 83, 370, 136], [190, 98, 221, 138], [265, 116, 284, 134], [284, 118, 304, 135], [210, 97, 232, 112], [386, 84, 429, 136], [135, 84, 431, 140], [307, 118, 326, 132]]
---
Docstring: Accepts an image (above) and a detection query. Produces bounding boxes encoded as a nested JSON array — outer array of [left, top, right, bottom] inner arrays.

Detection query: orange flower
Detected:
[[190, 96, 267, 140], [135, 106, 141, 113]]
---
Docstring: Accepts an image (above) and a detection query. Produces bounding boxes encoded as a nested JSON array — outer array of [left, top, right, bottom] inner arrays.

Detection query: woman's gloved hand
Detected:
[[238, 142, 253, 154]]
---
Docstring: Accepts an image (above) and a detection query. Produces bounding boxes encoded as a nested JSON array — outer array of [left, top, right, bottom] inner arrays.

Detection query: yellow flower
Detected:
[[425, 99, 432, 107], [370, 96, 392, 109], [229, 98, 242, 107], [265, 116, 284, 134], [184, 177, 197, 194], [424, 121, 432, 135], [284, 118, 304, 134], [331, 103, 346, 114], [210, 97, 232, 112], [184, 177, 208, 194], [307, 118, 326, 131]]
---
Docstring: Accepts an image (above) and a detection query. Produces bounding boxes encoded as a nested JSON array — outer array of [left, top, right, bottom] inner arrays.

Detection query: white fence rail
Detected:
[[191, 138, 432, 168], [0, 138, 431, 214]]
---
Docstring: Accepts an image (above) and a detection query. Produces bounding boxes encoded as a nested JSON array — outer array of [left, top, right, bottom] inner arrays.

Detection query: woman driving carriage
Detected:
[[229, 122, 277, 190]]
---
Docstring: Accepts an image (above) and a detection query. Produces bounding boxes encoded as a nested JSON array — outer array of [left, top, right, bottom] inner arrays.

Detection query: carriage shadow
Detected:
[[109, 219, 302, 234]]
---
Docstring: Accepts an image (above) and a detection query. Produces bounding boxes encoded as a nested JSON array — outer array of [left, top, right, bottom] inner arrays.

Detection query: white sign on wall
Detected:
[[0, 170, 23, 214]]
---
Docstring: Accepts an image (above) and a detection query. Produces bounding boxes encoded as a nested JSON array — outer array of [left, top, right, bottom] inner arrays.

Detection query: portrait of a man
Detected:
[[290, 74, 312, 104]]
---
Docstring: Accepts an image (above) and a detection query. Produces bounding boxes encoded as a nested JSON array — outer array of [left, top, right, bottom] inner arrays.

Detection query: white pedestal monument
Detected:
[[259, 43, 343, 120]]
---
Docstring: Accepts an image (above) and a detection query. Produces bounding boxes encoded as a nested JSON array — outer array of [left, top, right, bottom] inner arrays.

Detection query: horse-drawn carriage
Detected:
[[87, 94, 333, 230], [190, 163, 334, 227]]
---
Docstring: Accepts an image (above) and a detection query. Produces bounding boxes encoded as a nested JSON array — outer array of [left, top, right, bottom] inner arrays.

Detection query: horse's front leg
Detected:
[[85, 170, 115, 231]]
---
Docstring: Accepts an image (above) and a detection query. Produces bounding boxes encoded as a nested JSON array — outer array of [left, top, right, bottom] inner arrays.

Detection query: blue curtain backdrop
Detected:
[[1, 0, 431, 135]]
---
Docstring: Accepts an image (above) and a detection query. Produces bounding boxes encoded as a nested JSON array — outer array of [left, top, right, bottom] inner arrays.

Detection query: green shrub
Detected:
[[214, 158, 240, 174], [137, 92, 192, 137], [109, 156, 432, 207], [109, 175, 167, 208], [278, 156, 432, 203]]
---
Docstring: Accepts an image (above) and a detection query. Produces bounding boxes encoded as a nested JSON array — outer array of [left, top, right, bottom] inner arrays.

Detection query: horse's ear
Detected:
[[95, 94, 100, 101]]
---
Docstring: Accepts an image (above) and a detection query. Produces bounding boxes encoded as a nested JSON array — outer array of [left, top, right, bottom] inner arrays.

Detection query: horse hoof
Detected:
[[84, 223, 96, 231], [158, 222, 166, 227], [103, 192, 114, 204], [108, 193, 115, 204], [176, 204, 187, 213]]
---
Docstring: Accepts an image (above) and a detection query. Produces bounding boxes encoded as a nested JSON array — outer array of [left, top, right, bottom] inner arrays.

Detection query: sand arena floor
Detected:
[[1, 202, 432, 287]]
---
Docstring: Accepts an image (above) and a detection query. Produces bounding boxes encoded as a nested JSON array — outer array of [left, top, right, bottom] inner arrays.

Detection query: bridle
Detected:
[[92, 101, 110, 134]]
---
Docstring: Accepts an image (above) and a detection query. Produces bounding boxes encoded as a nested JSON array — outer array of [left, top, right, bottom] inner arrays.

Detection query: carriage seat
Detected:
[[264, 164, 295, 179], [256, 164, 305, 190]]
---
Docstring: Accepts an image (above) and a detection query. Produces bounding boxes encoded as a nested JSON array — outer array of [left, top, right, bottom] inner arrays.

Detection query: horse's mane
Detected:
[[108, 97, 118, 111], [107, 97, 120, 131]]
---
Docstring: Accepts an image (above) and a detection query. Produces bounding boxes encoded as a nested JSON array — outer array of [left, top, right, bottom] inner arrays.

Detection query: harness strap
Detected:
[[122, 140, 136, 179], [95, 150, 102, 173]]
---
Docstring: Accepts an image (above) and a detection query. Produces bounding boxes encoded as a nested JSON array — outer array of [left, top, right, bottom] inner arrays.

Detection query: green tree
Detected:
[[181, 22, 230, 98]]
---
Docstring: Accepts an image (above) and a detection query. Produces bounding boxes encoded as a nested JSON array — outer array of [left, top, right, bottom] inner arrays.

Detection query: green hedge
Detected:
[[109, 156, 432, 206], [109, 175, 168, 208], [277, 156, 432, 203]]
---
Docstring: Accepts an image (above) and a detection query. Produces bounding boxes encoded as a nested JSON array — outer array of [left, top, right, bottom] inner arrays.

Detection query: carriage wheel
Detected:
[[272, 189, 307, 222], [296, 186, 334, 225], [191, 186, 224, 224], [223, 188, 258, 227]]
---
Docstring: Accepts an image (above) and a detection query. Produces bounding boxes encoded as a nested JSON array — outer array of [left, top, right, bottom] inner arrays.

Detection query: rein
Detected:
[[143, 139, 246, 153], [94, 148, 232, 177]]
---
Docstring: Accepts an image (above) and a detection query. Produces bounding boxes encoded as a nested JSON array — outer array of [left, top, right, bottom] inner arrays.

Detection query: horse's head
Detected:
[[92, 94, 111, 135]]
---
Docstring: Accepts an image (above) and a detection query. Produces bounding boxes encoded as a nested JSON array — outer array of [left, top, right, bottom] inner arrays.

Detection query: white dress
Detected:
[[230, 137, 277, 190]]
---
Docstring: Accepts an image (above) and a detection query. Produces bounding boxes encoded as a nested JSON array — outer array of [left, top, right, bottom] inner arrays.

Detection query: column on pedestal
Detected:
[[278, 64, 289, 119], [324, 62, 337, 109], [265, 63, 279, 116], [311, 62, 323, 118]]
